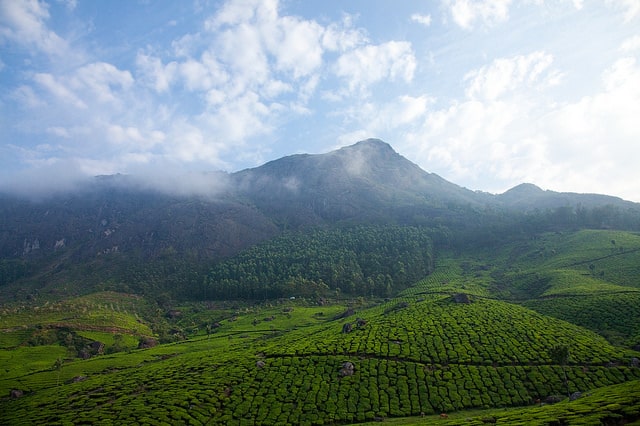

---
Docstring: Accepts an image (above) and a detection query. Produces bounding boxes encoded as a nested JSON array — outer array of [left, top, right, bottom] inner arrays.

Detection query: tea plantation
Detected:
[[2, 229, 640, 424]]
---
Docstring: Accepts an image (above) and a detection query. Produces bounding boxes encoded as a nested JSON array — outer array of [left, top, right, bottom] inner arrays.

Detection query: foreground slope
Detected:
[[2, 287, 640, 425]]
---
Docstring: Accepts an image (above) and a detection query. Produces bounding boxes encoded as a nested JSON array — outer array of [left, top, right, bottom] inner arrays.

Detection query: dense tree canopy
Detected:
[[200, 225, 434, 300]]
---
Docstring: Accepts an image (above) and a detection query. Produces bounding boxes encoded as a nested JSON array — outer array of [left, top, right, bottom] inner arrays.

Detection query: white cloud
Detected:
[[268, 16, 324, 78], [620, 35, 640, 53], [57, 0, 77, 11], [178, 55, 227, 92], [136, 53, 178, 93], [0, 0, 70, 57], [606, 0, 640, 23], [334, 41, 416, 94], [31, 62, 134, 111], [165, 121, 226, 165], [571, 0, 584, 10], [401, 51, 640, 200], [322, 16, 367, 52], [33, 72, 87, 108], [445, 0, 512, 30], [74, 62, 134, 103], [107, 125, 164, 150], [411, 13, 432, 26], [10, 84, 46, 108], [339, 95, 432, 136], [464, 51, 556, 100]]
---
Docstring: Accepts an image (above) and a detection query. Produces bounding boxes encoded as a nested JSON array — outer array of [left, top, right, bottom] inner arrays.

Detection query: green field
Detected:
[[2, 230, 640, 424]]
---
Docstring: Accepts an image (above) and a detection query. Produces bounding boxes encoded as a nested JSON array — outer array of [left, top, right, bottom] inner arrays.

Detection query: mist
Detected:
[[0, 162, 233, 201]]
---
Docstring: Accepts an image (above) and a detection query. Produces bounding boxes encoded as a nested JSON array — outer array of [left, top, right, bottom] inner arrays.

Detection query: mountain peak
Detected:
[[339, 138, 396, 156], [504, 183, 544, 195], [351, 138, 393, 149]]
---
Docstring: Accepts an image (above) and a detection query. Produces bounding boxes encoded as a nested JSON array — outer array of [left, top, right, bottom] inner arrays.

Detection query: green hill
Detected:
[[2, 285, 640, 424], [2, 141, 640, 424]]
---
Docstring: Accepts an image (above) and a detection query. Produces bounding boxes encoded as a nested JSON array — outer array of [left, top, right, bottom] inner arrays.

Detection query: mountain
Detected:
[[232, 138, 483, 226], [3, 139, 640, 425], [0, 139, 639, 301], [498, 182, 636, 210]]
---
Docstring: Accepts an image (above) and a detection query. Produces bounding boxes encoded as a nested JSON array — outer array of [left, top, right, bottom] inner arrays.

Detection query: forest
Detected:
[[200, 226, 434, 300]]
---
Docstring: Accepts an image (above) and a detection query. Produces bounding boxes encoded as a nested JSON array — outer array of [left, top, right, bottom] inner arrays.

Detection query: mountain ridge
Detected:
[[0, 139, 638, 302]]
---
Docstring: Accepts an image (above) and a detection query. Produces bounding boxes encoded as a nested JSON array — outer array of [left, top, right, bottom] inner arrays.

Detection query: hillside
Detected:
[[1, 139, 639, 303], [2, 140, 640, 424], [232, 139, 483, 226], [2, 229, 640, 424]]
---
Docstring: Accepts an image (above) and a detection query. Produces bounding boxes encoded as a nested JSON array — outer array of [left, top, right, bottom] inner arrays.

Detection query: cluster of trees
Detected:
[[0, 259, 30, 287], [199, 225, 434, 300]]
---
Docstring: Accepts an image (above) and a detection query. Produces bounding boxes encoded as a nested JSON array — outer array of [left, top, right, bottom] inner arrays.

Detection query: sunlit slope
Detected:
[[3, 295, 640, 425], [364, 379, 640, 425], [0, 292, 156, 395], [0, 292, 155, 341], [494, 230, 640, 297], [492, 230, 640, 346], [421, 230, 640, 346], [268, 296, 627, 366]]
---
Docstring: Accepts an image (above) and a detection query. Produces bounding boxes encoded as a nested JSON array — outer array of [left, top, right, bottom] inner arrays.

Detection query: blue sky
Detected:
[[1, 0, 639, 201]]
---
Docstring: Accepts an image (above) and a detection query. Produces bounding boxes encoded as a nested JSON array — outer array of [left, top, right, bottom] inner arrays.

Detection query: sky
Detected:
[[1, 0, 639, 201]]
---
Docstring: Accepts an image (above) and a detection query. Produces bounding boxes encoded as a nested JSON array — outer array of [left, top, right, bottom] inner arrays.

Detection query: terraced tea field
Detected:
[[2, 230, 640, 424], [3, 291, 640, 424]]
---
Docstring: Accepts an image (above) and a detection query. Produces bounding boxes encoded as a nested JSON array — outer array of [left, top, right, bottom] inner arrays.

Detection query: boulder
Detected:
[[68, 376, 87, 384], [545, 395, 563, 404], [452, 293, 471, 304], [138, 337, 158, 349], [90, 341, 105, 355], [339, 361, 355, 377]]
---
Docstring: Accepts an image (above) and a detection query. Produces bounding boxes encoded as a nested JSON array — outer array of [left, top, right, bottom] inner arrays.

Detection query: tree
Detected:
[[53, 358, 64, 386], [549, 345, 570, 396]]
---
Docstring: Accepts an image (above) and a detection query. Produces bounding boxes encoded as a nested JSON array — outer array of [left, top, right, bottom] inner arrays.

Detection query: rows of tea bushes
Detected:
[[3, 229, 640, 424], [510, 230, 640, 289], [400, 258, 493, 298], [3, 344, 640, 425], [268, 296, 628, 366], [432, 379, 640, 426], [523, 293, 640, 347]]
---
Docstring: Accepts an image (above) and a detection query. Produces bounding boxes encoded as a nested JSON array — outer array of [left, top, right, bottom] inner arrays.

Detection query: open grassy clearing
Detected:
[[0, 292, 154, 335]]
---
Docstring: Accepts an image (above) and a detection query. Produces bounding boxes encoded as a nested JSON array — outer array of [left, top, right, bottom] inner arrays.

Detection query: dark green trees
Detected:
[[201, 225, 434, 300]]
